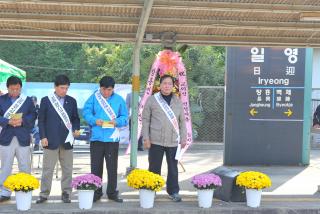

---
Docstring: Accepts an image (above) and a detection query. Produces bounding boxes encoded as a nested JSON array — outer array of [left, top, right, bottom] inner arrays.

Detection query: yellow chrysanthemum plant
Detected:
[[127, 169, 165, 192], [236, 171, 272, 190], [4, 172, 40, 192]]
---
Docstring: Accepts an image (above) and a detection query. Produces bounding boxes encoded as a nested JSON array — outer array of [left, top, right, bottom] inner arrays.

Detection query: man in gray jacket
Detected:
[[142, 74, 187, 202]]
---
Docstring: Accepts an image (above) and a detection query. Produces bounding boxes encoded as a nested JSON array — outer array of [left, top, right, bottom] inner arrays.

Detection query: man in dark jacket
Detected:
[[31, 96, 40, 151], [313, 105, 320, 128], [0, 76, 36, 202], [36, 74, 80, 204]]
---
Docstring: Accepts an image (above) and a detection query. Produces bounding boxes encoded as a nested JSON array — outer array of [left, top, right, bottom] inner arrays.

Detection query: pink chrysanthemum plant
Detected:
[[191, 173, 222, 190], [71, 173, 102, 191]]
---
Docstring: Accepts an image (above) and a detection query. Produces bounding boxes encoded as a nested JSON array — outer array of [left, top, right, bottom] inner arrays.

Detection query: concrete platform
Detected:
[[1, 143, 320, 213]]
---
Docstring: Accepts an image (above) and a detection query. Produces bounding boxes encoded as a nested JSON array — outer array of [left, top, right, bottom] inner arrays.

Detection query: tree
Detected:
[[0, 41, 225, 87]]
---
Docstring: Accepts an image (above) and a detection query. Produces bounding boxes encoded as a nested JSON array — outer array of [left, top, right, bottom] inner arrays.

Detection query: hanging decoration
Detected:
[[137, 49, 193, 159]]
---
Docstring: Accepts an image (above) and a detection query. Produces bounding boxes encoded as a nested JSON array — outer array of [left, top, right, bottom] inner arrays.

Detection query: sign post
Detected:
[[225, 47, 311, 165]]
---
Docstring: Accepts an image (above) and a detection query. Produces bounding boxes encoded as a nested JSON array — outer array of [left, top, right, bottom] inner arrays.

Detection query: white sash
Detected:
[[48, 93, 74, 145], [154, 93, 180, 143], [95, 91, 120, 141], [0, 94, 27, 133], [4, 95, 27, 119]]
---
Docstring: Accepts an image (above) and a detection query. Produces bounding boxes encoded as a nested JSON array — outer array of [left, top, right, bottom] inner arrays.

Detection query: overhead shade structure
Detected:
[[1, 1, 320, 47], [0, 59, 26, 82]]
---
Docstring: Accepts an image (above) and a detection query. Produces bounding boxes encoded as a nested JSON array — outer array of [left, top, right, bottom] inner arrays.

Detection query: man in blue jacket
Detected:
[[36, 75, 80, 204], [0, 76, 36, 202], [83, 76, 128, 203]]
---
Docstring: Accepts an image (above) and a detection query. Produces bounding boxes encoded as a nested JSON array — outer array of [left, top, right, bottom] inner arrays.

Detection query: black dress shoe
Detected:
[[93, 194, 102, 203], [62, 192, 71, 203], [36, 196, 47, 204], [108, 195, 123, 203], [93, 190, 103, 203], [0, 196, 10, 203], [33, 144, 40, 151]]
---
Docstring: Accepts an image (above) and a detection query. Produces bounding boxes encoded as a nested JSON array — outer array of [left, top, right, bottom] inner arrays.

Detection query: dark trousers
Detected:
[[90, 141, 119, 198], [148, 144, 179, 195]]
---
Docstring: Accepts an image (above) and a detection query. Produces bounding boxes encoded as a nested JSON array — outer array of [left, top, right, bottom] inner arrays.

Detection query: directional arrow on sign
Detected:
[[250, 108, 258, 116], [284, 109, 293, 117]]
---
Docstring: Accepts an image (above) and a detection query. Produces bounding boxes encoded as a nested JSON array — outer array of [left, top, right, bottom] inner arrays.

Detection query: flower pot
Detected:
[[246, 189, 262, 208], [197, 189, 214, 208], [139, 189, 155, 208], [15, 191, 32, 211], [78, 190, 94, 209]]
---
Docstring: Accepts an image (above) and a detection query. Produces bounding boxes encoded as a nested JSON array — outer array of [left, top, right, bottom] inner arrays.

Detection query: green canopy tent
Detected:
[[0, 59, 26, 82]]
